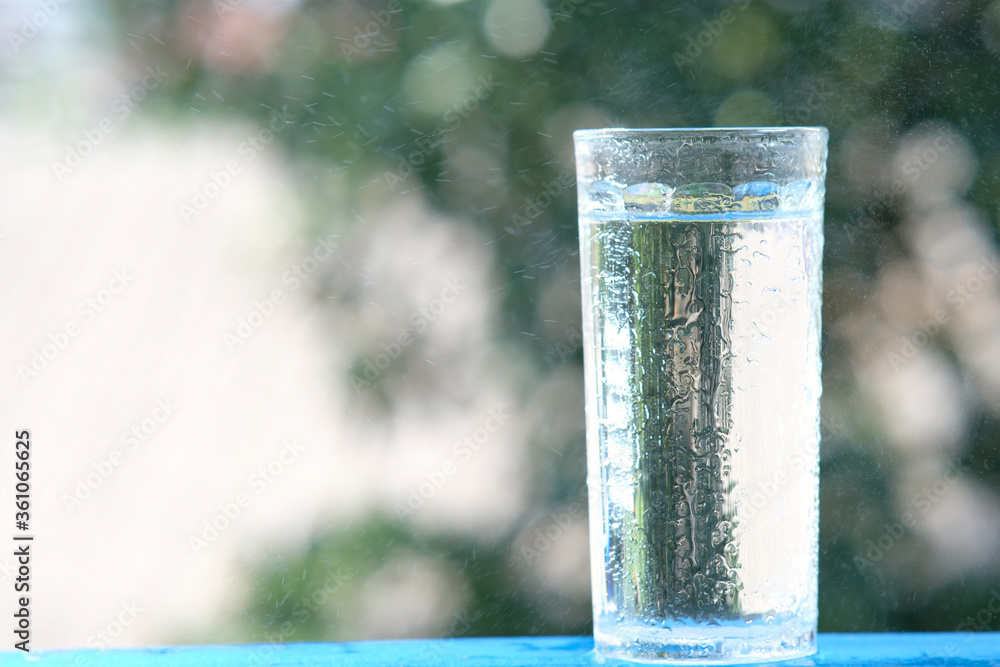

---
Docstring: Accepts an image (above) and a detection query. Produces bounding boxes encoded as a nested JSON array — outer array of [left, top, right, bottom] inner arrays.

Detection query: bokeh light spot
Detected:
[[982, 0, 1000, 56], [707, 6, 780, 79], [402, 43, 484, 119], [713, 90, 780, 127], [483, 0, 550, 59]]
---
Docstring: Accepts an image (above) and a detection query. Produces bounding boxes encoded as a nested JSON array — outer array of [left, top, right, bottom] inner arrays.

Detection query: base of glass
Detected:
[[594, 619, 816, 664]]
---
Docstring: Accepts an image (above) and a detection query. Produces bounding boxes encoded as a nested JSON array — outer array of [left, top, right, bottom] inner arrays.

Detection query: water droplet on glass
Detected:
[[588, 180, 624, 212], [672, 182, 733, 213], [781, 179, 817, 210], [732, 181, 780, 212], [624, 182, 672, 212]]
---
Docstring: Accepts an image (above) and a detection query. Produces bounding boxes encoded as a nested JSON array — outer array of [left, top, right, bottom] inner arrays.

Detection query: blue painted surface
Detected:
[[1, 634, 998, 666]]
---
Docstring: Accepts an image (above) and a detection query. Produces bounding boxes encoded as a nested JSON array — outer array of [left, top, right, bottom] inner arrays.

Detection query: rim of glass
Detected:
[[573, 126, 828, 139]]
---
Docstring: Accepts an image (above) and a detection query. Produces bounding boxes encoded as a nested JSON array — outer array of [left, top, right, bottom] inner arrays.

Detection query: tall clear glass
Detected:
[[574, 128, 828, 663]]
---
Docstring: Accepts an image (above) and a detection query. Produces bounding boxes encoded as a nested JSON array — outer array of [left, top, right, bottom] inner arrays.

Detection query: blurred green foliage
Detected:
[[106, 0, 1000, 640]]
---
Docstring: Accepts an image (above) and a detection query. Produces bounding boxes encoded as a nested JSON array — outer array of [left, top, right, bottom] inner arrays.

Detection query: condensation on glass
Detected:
[[574, 128, 829, 663]]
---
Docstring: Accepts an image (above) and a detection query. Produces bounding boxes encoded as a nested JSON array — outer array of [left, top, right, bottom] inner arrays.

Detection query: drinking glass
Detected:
[[574, 127, 828, 663]]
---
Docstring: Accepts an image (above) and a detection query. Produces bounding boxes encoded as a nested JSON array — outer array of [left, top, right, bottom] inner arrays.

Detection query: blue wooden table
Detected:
[[4, 634, 999, 665]]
